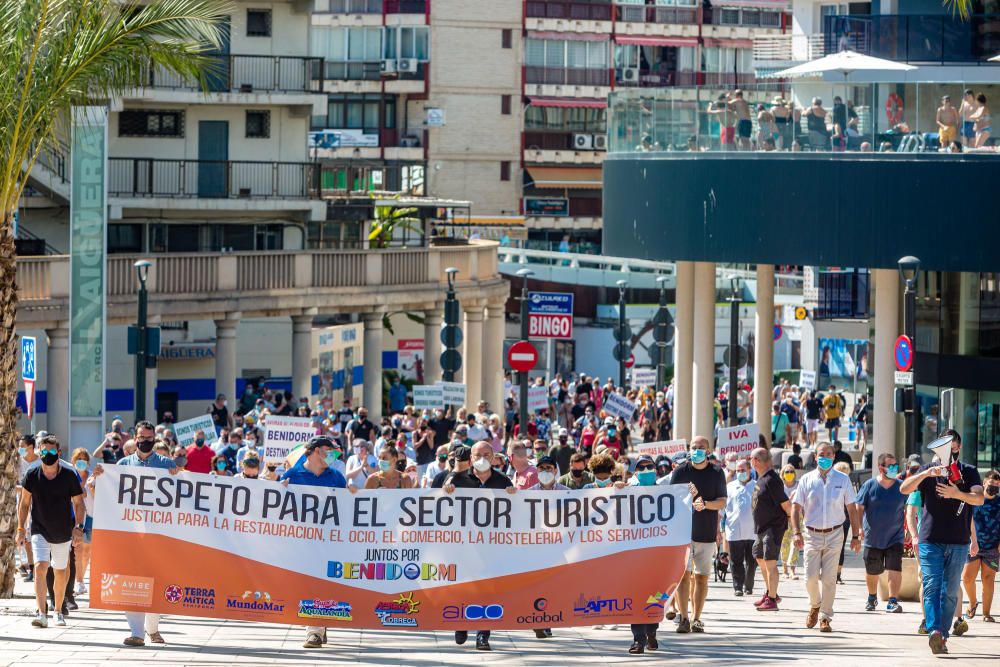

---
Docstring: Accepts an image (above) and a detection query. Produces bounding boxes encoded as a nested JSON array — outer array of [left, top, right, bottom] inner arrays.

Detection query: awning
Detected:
[[526, 166, 603, 190], [712, 0, 789, 8], [703, 37, 754, 48], [615, 36, 699, 47], [527, 30, 609, 41], [528, 97, 607, 109]]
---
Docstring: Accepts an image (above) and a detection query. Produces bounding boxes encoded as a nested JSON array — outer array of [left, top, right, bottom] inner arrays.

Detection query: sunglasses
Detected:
[[635, 464, 655, 471]]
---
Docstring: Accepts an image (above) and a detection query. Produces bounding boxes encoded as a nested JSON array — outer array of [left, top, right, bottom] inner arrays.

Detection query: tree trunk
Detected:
[[0, 214, 20, 598]]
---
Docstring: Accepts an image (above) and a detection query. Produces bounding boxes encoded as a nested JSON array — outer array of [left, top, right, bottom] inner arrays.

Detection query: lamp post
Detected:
[[516, 268, 534, 431], [655, 275, 671, 390], [442, 267, 461, 383], [728, 276, 740, 427], [898, 255, 920, 458], [617, 279, 628, 388], [133, 260, 152, 421]]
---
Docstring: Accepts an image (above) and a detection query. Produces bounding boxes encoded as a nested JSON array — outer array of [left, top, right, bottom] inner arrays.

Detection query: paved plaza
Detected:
[[0, 553, 997, 666]]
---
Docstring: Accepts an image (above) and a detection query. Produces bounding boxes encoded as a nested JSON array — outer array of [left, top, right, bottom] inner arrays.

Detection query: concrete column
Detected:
[[463, 304, 485, 407], [873, 268, 900, 469], [673, 262, 695, 441], [753, 265, 775, 439], [145, 315, 160, 422], [423, 308, 443, 384], [484, 303, 506, 414], [362, 311, 385, 422], [691, 262, 717, 440], [214, 317, 239, 404], [291, 313, 314, 402], [45, 323, 69, 439]]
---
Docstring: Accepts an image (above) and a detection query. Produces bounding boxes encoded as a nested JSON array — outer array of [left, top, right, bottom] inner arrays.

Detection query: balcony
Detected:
[[322, 60, 426, 93], [525, 66, 612, 98], [144, 55, 323, 93], [314, 0, 426, 12], [108, 159, 320, 200], [615, 4, 698, 25], [525, 1, 613, 20], [524, 131, 606, 164], [823, 13, 1000, 65], [753, 33, 827, 68], [309, 127, 425, 161], [615, 69, 698, 87]]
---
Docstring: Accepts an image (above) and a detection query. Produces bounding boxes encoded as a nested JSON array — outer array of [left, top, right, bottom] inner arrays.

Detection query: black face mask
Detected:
[[571, 469, 584, 478], [396, 459, 407, 472], [137, 439, 155, 454], [244, 473, 259, 480], [41, 451, 59, 466]]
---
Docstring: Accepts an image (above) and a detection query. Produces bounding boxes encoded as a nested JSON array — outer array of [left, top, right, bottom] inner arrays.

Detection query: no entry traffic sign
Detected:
[[625, 353, 635, 369], [527, 292, 574, 339], [894, 335, 913, 372], [508, 340, 539, 373]]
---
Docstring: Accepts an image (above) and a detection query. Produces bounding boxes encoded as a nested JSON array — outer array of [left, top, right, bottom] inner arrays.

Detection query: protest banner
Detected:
[[603, 392, 638, 421], [799, 369, 816, 390], [173, 414, 217, 447], [436, 381, 466, 406], [630, 368, 657, 388], [262, 416, 316, 464], [91, 466, 691, 631], [635, 440, 687, 458], [716, 423, 760, 460], [412, 385, 444, 410], [528, 385, 549, 412]]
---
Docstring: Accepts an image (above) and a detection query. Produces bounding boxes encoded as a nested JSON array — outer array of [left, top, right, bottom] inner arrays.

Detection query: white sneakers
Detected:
[[75, 581, 87, 595], [31, 612, 47, 628], [55, 613, 67, 627]]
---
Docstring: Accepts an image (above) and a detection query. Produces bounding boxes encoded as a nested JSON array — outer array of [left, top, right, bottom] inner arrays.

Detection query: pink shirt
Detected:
[[513, 465, 539, 490]]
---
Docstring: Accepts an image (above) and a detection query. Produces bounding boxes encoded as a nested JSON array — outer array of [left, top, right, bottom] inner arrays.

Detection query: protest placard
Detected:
[[716, 423, 760, 460], [603, 392, 638, 421], [262, 416, 316, 464], [173, 414, 217, 447], [412, 385, 444, 410], [635, 440, 687, 458], [435, 382, 466, 406]]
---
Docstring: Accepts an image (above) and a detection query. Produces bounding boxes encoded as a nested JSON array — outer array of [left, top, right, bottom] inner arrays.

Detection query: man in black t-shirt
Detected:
[[209, 393, 232, 433], [750, 447, 791, 611], [346, 407, 375, 443], [428, 411, 456, 448], [17, 435, 85, 629], [660, 436, 727, 634]]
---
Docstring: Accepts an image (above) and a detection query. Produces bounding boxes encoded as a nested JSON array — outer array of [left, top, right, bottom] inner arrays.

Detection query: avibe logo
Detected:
[[516, 597, 563, 625], [226, 591, 286, 615], [441, 603, 504, 622]]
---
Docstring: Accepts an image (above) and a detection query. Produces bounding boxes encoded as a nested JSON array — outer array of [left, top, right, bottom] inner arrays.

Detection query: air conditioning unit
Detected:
[[622, 67, 640, 83], [380, 59, 398, 74], [397, 58, 419, 73], [399, 135, 420, 147], [593, 134, 607, 150], [573, 133, 594, 150]]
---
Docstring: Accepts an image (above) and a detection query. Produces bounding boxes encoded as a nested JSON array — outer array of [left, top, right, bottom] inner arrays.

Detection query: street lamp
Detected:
[[617, 279, 628, 388], [728, 276, 741, 427], [898, 255, 920, 457], [442, 267, 461, 383], [516, 268, 534, 431], [655, 275, 671, 390], [133, 260, 152, 421]]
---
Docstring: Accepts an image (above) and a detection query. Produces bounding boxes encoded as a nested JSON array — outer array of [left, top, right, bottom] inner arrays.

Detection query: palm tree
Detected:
[[0, 0, 232, 598], [948, 0, 972, 19]]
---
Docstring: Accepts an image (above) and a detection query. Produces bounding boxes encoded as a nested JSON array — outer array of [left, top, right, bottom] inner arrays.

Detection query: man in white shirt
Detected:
[[724, 459, 758, 597], [791, 441, 861, 633]]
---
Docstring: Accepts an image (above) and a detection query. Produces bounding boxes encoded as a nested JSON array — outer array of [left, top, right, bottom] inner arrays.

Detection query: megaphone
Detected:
[[926, 434, 955, 464]]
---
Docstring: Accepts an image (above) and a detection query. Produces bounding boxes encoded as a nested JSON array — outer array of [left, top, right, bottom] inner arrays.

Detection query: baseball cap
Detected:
[[304, 435, 335, 451], [453, 446, 471, 462], [670, 451, 689, 465], [558, 427, 569, 437], [604, 416, 615, 426], [634, 455, 655, 466], [536, 455, 558, 468]]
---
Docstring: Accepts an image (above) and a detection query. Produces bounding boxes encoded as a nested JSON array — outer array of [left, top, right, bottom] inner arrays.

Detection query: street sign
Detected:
[[625, 354, 635, 369], [21, 336, 36, 381], [723, 345, 748, 369], [894, 335, 913, 372], [794, 306, 808, 321], [773, 324, 783, 341], [507, 340, 539, 373], [894, 370, 914, 386], [612, 341, 631, 362], [527, 292, 574, 339], [440, 349, 462, 373], [613, 322, 632, 342], [441, 326, 463, 348]]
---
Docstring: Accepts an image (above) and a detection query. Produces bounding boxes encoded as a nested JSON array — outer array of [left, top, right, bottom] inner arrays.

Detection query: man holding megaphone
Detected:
[[900, 429, 985, 656]]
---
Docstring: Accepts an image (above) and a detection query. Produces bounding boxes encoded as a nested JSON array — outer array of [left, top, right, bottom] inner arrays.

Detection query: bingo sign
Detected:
[[528, 292, 573, 339], [894, 335, 913, 372]]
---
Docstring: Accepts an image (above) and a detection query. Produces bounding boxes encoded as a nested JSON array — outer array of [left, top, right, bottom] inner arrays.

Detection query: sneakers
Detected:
[[123, 636, 145, 647], [918, 619, 928, 635], [75, 581, 87, 595], [55, 613, 66, 627], [734, 589, 744, 597], [753, 594, 769, 608], [819, 619, 832, 633], [806, 607, 820, 629], [31, 612, 47, 628], [475, 635, 491, 651], [865, 596, 877, 612], [534, 629, 547, 639], [147, 632, 165, 644], [676, 617, 691, 633], [886, 600, 902, 614], [66, 599, 79, 611], [929, 630, 946, 654], [454, 630, 468, 645], [953, 617, 969, 636], [757, 596, 779, 612], [628, 642, 644, 655], [691, 619, 705, 633], [302, 632, 323, 649], [646, 636, 658, 651]]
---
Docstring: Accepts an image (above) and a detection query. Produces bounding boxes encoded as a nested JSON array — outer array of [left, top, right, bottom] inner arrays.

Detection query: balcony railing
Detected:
[[705, 6, 784, 28], [616, 70, 699, 87], [526, 1, 613, 21], [753, 34, 827, 63], [525, 66, 611, 86], [316, 0, 382, 12], [823, 13, 1000, 64], [384, 0, 426, 12], [615, 4, 698, 25], [108, 159, 320, 199], [322, 60, 426, 82], [147, 55, 323, 93]]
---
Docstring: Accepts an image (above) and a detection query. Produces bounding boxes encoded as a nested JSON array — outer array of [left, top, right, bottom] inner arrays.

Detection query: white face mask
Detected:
[[472, 458, 492, 472], [538, 471, 556, 486]]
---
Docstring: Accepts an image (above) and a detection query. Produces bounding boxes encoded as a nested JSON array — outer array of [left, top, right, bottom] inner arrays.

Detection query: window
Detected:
[[118, 110, 184, 137], [524, 106, 606, 132], [384, 26, 429, 60], [760, 11, 781, 27], [720, 8, 740, 24], [501, 95, 511, 115], [526, 39, 607, 69], [500, 161, 511, 181], [246, 9, 272, 37], [502, 28, 512, 49], [318, 94, 394, 132], [311, 26, 381, 61], [108, 224, 143, 253], [245, 110, 270, 138]]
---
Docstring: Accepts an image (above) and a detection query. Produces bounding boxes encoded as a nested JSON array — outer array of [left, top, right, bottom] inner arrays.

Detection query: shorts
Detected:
[[863, 543, 903, 575], [720, 126, 735, 145], [825, 418, 841, 429], [30, 534, 72, 569], [737, 119, 753, 139], [962, 120, 976, 139], [939, 125, 957, 145], [83, 516, 93, 544], [806, 419, 820, 434], [687, 541, 715, 576], [753, 524, 786, 561], [969, 547, 999, 571]]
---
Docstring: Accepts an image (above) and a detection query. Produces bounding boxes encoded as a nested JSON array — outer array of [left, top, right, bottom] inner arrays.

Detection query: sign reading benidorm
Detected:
[[91, 466, 692, 630]]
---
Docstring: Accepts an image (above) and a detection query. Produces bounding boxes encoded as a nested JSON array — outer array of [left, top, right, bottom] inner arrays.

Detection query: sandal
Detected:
[[984, 615, 995, 623], [965, 602, 978, 619]]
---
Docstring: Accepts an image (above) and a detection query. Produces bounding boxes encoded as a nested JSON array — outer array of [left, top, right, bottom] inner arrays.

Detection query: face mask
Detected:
[[783, 472, 796, 483], [472, 458, 492, 473], [985, 484, 999, 497], [726, 460, 737, 471], [137, 439, 155, 454], [379, 460, 392, 473], [244, 473, 258, 479], [594, 476, 612, 488], [608, 429, 616, 437], [636, 470, 657, 486], [571, 468, 584, 478], [41, 450, 59, 466], [246, 439, 256, 446], [689, 449, 707, 465], [817, 456, 834, 471], [329, 449, 342, 460], [353, 447, 363, 456], [736, 471, 750, 483], [885, 464, 899, 478], [228, 442, 238, 450], [244, 459, 259, 468], [216, 461, 227, 472], [174, 456, 187, 468], [195, 438, 205, 447], [17, 447, 26, 458], [324, 452, 339, 468], [113, 426, 122, 433], [538, 471, 556, 486], [74, 459, 88, 471]]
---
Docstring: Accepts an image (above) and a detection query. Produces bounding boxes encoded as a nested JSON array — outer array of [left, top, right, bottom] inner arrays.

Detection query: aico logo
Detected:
[[226, 591, 286, 615], [298, 600, 352, 621], [100, 574, 154, 607], [442, 604, 504, 622], [572, 594, 633, 618], [516, 597, 563, 625], [374, 592, 420, 627]]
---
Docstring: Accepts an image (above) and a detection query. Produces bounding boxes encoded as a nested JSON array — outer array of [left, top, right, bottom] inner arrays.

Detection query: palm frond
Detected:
[[944, 0, 972, 19]]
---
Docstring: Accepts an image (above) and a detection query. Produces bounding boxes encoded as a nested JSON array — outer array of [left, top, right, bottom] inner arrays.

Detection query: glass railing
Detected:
[[823, 14, 1000, 65], [608, 83, 1000, 154]]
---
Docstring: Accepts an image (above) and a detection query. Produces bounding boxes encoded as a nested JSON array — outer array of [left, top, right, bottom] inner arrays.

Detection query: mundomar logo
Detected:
[[226, 591, 285, 614]]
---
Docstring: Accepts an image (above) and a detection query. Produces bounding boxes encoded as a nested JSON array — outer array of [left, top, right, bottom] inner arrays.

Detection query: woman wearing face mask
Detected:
[[779, 465, 801, 580], [579, 418, 598, 457], [210, 454, 232, 477], [525, 455, 567, 641], [235, 457, 261, 480], [69, 449, 93, 596], [364, 445, 413, 489], [582, 453, 626, 490], [962, 469, 1000, 623], [626, 456, 661, 653]]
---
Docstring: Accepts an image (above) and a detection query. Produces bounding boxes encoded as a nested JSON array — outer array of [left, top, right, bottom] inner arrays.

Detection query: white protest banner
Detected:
[[636, 440, 687, 458], [528, 385, 549, 411], [412, 385, 444, 410], [92, 465, 692, 630], [262, 416, 316, 464], [436, 381, 466, 406], [173, 414, 217, 447], [716, 423, 760, 460], [631, 368, 657, 387], [603, 392, 638, 421], [799, 369, 816, 390]]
